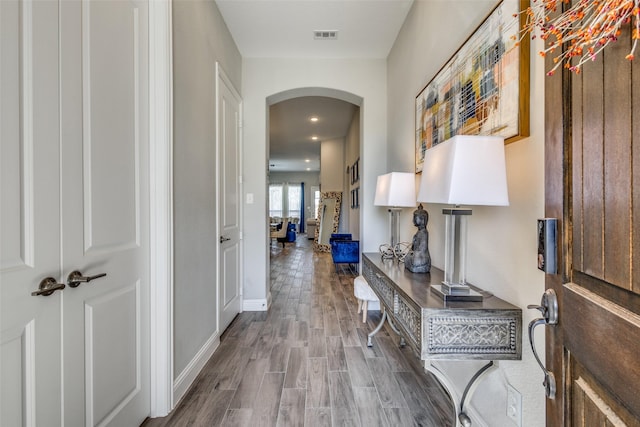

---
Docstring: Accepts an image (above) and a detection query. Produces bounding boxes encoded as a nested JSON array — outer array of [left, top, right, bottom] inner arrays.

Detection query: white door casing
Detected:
[[216, 63, 243, 333], [1, 1, 152, 426], [1, 1, 62, 424]]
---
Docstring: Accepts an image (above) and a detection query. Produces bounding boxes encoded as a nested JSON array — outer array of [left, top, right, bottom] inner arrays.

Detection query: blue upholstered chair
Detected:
[[330, 234, 359, 272]]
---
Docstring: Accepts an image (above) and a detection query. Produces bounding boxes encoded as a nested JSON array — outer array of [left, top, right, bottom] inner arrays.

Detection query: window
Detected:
[[269, 184, 283, 218], [288, 185, 301, 218], [312, 187, 320, 219]]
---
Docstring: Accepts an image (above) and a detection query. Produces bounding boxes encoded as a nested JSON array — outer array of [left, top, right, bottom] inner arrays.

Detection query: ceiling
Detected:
[[269, 97, 358, 172], [215, 0, 414, 173], [215, 0, 414, 59]]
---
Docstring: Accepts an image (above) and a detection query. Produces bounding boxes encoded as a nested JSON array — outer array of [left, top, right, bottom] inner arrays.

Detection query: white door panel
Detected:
[[85, 284, 141, 426], [217, 64, 242, 332], [81, 0, 140, 254], [61, 1, 149, 426], [1, 0, 62, 424]]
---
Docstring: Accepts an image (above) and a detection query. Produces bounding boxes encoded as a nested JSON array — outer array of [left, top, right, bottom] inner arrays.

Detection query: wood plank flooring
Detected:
[[143, 236, 453, 426]]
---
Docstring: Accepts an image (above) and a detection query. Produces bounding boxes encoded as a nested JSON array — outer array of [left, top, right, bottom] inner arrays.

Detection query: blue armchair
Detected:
[[330, 234, 360, 272]]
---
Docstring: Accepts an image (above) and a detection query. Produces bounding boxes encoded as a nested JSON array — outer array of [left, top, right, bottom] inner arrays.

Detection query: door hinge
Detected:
[[239, 232, 243, 240]]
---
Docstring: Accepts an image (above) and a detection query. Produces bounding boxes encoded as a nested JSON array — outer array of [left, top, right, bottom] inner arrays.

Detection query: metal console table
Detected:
[[362, 253, 522, 426]]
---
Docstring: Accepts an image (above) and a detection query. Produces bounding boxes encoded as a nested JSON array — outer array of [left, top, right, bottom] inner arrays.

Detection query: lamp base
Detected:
[[430, 284, 483, 302], [441, 282, 470, 294]]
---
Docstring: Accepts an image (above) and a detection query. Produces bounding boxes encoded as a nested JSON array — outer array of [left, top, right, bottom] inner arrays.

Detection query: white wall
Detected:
[[242, 59, 389, 303], [172, 0, 241, 381], [387, 1, 546, 426], [320, 137, 346, 232], [345, 111, 361, 239], [320, 138, 345, 192]]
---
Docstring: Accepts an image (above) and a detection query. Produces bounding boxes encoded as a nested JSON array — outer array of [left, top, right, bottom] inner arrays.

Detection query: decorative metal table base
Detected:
[[426, 360, 496, 427], [367, 307, 406, 347]]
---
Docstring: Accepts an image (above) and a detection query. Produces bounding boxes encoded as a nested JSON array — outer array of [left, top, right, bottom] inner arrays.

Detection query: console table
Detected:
[[362, 253, 522, 425]]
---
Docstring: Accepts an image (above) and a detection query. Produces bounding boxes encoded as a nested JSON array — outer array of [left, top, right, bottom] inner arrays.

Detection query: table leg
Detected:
[[425, 360, 496, 427], [367, 309, 387, 347], [386, 315, 406, 347]]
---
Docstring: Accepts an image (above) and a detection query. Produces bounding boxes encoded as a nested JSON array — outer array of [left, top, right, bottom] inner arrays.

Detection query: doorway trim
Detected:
[[149, 0, 174, 417]]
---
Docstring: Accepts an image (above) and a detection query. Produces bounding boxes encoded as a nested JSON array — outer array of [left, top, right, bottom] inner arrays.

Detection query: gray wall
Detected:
[[172, 0, 242, 379], [387, 0, 546, 425], [242, 60, 388, 304]]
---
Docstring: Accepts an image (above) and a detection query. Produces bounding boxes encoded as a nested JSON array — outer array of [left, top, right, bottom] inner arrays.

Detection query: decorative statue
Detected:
[[405, 204, 431, 273]]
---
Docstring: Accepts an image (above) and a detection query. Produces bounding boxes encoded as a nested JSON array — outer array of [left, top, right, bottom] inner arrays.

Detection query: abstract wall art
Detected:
[[415, 0, 530, 173]]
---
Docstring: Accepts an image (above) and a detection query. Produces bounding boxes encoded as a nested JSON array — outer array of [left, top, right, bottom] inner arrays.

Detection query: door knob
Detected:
[[31, 277, 66, 296], [67, 270, 107, 288], [528, 288, 558, 399], [527, 288, 558, 325], [219, 236, 231, 243]]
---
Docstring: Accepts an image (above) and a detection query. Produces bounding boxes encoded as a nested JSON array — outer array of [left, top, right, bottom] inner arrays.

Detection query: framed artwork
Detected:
[[415, 0, 530, 173], [350, 187, 360, 209], [351, 158, 360, 185]]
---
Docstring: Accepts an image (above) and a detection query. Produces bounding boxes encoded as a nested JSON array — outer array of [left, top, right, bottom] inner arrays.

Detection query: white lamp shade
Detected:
[[417, 135, 509, 206], [374, 172, 416, 207]]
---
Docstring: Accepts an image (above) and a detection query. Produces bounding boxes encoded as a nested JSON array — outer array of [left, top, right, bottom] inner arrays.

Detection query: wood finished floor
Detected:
[[143, 236, 453, 426]]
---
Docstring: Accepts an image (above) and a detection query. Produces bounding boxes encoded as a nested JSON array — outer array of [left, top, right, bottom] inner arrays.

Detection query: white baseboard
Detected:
[[173, 332, 220, 406], [243, 297, 270, 311]]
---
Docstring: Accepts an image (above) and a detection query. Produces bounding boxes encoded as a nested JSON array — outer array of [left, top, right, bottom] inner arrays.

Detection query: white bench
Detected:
[[354, 275, 380, 323]]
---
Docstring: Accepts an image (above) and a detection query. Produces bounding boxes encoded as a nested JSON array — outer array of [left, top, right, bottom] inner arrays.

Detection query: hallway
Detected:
[[144, 237, 453, 426]]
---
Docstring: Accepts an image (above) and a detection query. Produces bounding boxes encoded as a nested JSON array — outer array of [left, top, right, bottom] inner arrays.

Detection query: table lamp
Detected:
[[417, 135, 508, 300], [374, 172, 416, 259]]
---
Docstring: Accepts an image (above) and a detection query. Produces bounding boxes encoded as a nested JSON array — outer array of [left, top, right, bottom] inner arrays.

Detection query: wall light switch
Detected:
[[246, 193, 254, 204], [506, 383, 522, 426]]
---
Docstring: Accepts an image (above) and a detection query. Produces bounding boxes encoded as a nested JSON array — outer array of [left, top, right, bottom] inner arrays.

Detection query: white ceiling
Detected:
[[215, 0, 414, 59], [269, 97, 358, 172], [215, 0, 414, 172]]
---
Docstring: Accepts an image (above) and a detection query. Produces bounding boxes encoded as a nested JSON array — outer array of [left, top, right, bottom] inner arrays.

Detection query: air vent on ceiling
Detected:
[[314, 30, 338, 40]]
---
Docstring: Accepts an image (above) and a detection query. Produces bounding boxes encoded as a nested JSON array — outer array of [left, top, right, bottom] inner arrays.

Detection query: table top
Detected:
[[363, 252, 520, 312]]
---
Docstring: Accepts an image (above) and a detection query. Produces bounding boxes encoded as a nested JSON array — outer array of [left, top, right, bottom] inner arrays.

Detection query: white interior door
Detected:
[[217, 64, 242, 332], [60, 1, 150, 426], [1, 1, 63, 425], [1, 1, 150, 426]]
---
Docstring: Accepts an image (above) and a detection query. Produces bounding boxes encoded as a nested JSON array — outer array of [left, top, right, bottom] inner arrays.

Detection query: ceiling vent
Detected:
[[314, 30, 338, 40]]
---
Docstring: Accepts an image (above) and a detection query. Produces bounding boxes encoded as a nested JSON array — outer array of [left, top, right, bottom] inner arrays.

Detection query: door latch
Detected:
[[527, 288, 558, 399]]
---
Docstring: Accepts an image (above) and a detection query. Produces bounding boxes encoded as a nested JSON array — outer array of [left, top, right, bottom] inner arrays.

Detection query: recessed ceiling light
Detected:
[[305, 159, 310, 163], [306, 168, 311, 171], [311, 136, 318, 140], [310, 117, 318, 122]]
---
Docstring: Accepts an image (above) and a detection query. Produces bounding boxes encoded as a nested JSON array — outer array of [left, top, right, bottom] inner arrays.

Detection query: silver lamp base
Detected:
[[430, 284, 483, 302], [441, 283, 471, 294]]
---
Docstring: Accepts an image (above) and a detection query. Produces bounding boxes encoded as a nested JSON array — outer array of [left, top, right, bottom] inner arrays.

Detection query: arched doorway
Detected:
[[266, 88, 362, 265]]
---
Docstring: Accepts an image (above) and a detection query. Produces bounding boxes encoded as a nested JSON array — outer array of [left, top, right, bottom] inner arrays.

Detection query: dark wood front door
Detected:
[[545, 18, 640, 426]]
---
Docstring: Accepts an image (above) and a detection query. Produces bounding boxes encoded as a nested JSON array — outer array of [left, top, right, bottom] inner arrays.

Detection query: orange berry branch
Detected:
[[514, 0, 640, 75]]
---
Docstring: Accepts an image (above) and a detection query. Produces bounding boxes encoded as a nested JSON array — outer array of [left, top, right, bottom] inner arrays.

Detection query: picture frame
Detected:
[[351, 158, 360, 185], [350, 187, 360, 209], [415, 0, 530, 173]]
